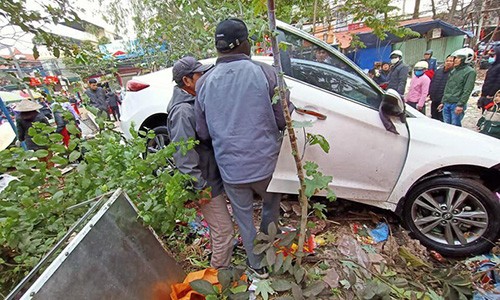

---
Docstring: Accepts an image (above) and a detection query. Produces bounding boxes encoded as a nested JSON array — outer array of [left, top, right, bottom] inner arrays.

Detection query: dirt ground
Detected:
[[170, 194, 499, 299]]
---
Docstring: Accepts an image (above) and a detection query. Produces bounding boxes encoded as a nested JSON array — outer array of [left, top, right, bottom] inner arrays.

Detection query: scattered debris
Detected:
[[337, 235, 370, 269]]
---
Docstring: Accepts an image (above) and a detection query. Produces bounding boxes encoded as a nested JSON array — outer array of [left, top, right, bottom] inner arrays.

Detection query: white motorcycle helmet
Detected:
[[451, 48, 475, 64], [414, 61, 429, 70], [390, 50, 403, 58], [390, 50, 403, 64]]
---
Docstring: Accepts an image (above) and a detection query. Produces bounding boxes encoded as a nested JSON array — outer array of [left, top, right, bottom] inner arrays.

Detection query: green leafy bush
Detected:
[[0, 121, 196, 295]]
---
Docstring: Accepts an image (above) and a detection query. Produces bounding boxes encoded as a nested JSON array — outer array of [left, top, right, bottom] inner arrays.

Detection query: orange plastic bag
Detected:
[[170, 268, 221, 300]]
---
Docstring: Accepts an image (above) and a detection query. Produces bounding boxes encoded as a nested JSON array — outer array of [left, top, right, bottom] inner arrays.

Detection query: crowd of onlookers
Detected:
[[0, 81, 122, 151], [368, 45, 500, 133]]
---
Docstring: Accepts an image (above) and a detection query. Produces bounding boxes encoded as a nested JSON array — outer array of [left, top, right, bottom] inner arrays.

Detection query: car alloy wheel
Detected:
[[404, 177, 500, 257], [146, 126, 170, 154]]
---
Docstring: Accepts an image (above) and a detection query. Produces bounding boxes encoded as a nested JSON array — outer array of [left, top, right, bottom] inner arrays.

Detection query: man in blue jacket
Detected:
[[167, 56, 234, 269], [195, 18, 293, 279]]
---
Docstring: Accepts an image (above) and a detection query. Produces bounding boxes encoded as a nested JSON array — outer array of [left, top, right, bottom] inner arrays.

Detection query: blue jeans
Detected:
[[443, 103, 466, 127]]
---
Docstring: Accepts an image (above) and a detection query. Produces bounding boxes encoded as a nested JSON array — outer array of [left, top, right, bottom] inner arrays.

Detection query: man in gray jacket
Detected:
[[85, 79, 109, 119], [167, 56, 234, 269], [388, 50, 410, 98], [195, 18, 293, 278]]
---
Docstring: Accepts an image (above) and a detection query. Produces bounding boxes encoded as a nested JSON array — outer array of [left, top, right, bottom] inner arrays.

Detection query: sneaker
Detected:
[[246, 260, 269, 279]]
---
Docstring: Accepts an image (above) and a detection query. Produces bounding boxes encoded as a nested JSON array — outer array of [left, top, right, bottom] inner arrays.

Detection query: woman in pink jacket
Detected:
[[406, 61, 431, 113]]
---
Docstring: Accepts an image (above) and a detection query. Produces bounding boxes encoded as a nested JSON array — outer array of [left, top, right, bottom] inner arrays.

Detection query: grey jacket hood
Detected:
[[167, 86, 194, 114]]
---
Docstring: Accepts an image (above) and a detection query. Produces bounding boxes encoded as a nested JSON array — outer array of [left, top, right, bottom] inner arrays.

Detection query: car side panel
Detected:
[[268, 77, 409, 203]]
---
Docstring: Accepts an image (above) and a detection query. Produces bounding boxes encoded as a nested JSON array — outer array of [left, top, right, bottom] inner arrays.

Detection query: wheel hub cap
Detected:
[[411, 187, 488, 246]]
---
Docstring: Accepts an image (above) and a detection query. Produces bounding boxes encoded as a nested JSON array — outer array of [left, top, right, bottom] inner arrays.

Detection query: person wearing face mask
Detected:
[[405, 61, 431, 113], [478, 46, 500, 113], [387, 50, 410, 98], [428, 55, 454, 121], [439, 48, 477, 126]]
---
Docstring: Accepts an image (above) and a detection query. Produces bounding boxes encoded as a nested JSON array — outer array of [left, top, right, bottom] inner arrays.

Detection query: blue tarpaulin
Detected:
[[349, 46, 393, 70]]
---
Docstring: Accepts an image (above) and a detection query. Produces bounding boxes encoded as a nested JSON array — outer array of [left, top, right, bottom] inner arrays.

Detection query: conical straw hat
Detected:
[[13, 99, 43, 112]]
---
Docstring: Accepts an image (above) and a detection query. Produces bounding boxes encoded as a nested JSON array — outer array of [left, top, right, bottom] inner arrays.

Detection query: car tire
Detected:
[[145, 126, 170, 154], [403, 177, 500, 257]]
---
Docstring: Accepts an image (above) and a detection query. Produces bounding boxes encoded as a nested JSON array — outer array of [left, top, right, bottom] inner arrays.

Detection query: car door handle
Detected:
[[295, 108, 327, 120]]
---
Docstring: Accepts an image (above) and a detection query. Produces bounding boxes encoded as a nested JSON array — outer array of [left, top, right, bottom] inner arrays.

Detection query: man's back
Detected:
[[196, 55, 282, 185]]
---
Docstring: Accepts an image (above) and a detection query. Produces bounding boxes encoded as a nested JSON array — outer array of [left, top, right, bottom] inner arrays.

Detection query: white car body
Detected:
[[121, 21, 500, 255], [121, 54, 500, 212]]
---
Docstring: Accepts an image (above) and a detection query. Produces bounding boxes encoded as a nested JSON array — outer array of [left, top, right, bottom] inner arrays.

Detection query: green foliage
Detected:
[[104, 0, 330, 63], [336, 0, 419, 47], [253, 223, 326, 298], [0, 0, 81, 58], [62, 41, 118, 79], [0, 121, 196, 294], [254, 279, 275, 300], [188, 267, 250, 299], [306, 133, 330, 153], [303, 161, 335, 200]]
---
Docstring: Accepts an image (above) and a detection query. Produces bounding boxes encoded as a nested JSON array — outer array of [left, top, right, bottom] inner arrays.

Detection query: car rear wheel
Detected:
[[403, 177, 500, 257]]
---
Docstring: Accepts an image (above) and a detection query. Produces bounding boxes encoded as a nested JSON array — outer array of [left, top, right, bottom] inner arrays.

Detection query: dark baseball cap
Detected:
[[172, 56, 213, 83], [215, 18, 249, 52]]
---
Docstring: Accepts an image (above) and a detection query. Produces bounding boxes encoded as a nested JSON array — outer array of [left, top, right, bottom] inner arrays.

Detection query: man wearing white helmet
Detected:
[[405, 61, 431, 113], [438, 48, 477, 126], [388, 50, 410, 98]]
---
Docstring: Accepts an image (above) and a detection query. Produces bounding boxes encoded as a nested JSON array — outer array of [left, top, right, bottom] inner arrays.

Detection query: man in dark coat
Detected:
[[429, 56, 454, 121], [84, 79, 109, 119], [105, 89, 121, 121], [167, 56, 234, 269], [478, 46, 500, 112], [388, 50, 409, 98]]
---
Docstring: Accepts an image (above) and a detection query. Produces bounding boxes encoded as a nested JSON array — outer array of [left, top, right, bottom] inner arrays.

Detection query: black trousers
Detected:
[[110, 106, 120, 121], [431, 101, 443, 121]]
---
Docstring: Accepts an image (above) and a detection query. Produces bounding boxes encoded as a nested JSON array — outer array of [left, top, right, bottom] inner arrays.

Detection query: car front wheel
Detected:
[[146, 126, 170, 154], [403, 177, 500, 257]]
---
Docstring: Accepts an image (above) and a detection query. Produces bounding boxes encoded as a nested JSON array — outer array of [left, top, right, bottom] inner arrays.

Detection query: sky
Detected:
[[0, 0, 118, 55]]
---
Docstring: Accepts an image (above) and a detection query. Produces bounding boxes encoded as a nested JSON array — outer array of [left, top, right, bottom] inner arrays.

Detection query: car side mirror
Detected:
[[381, 89, 405, 117]]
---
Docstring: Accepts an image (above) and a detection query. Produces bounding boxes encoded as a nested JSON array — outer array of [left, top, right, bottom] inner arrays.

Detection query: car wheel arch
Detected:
[[139, 113, 169, 133], [395, 164, 500, 217]]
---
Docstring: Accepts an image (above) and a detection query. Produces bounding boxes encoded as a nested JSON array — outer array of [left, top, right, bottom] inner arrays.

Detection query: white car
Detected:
[[121, 21, 500, 256]]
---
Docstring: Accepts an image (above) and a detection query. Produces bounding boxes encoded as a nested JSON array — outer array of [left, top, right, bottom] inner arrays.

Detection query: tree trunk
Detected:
[[312, 0, 318, 36], [430, 0, 437, 18], [448, 0, 459, 22], [267, 0, 309, 266], [413, 0, 421, 19]]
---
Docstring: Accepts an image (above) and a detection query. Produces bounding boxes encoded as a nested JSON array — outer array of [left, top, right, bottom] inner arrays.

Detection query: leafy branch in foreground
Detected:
[[0, 120, 197, 293]]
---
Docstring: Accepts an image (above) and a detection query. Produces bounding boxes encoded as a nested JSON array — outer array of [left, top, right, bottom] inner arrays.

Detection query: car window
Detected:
[[278, 29, 381, 109]]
